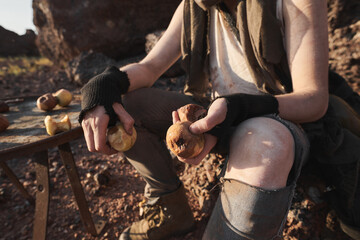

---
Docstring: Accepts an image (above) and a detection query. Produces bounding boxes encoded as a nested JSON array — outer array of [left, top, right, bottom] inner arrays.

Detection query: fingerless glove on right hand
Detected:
[[208, 93, 279, 138]]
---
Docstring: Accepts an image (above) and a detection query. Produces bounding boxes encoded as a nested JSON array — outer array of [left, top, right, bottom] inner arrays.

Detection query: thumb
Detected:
[[189, 100, 227, 134], [189, 117, 216, 135], [112, 102, 135, 135]]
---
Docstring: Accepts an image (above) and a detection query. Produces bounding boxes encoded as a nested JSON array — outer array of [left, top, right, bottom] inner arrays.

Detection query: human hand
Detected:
[[81, 102, 134, 155], [170, 98, 227, 165], [189, 97, 228, 134], [79, 66, 130, 126]]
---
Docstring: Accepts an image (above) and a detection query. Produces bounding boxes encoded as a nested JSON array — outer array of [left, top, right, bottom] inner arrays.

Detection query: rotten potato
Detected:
[[36, 89, 73, 111], [44, 115, 71, 136], [107, 123, 137, 152], [53, 89, 73, 107], [0, 114, 10, 132], [37, 93, 58, 111], [0, 101, 9, 113], [166, 104, 206, 159]]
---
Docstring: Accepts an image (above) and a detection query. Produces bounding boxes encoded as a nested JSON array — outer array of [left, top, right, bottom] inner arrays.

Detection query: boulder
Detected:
[[33, 0, 181, 64], [66, 50, 146, 86], [66, 50, 117, 86], [0, 26, 39, 57]]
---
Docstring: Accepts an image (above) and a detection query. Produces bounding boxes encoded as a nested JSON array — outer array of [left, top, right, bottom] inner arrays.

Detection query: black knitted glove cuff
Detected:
[[78, 66, 130, 126], [208, 93, 279, 138]]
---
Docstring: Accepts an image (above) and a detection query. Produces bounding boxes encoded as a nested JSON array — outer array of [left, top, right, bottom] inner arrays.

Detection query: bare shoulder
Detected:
[[282, 0, 328, 69], [283, 0, 327, 23]]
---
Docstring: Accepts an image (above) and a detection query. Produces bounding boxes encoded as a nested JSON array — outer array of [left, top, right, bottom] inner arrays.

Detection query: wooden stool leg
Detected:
[[0, 161, 34, 205], [33, 150, 50, 240], [58, 143, 105, 236]]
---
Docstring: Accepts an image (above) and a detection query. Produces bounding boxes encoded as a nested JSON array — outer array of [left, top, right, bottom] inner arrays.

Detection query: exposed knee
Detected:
[[225, 117, 295, 189]]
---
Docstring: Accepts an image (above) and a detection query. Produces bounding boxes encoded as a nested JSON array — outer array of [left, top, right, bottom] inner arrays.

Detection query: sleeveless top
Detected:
[[209, 0, 284, 98]]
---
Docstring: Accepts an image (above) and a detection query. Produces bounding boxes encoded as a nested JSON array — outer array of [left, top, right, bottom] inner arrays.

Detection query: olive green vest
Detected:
[[181, 0, 292, 100]]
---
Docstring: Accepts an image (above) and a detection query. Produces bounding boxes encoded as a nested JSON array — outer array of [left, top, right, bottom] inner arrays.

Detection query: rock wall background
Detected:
[[328, 0, 360, 86], [0, 0, 358, 89], [32, 0, 181, 64], [0, 27, 39, 57]]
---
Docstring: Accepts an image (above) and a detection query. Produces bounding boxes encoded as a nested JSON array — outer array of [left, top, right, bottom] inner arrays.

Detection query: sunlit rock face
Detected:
[[32, 0, 181, 64]]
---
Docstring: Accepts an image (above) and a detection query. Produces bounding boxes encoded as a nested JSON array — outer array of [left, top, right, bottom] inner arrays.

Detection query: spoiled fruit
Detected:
[[0, 114, 10, 132], [53, 89, 73, 107], [107, 123, 137, 152], [166, 104, 206, 159], [44, 115, 71, 136], [0, 101, 9, 113], [37, 93, 58, 111], [36, 89, 73, 111]]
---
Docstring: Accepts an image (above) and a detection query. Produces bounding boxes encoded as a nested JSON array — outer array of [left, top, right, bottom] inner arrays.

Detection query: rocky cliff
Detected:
[[0, 27, 39, 57], [328, 0, 360, 85], [33, 0, 181, 64]]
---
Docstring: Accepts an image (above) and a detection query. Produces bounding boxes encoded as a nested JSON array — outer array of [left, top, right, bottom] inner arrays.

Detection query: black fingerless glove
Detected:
[[78, 66, 130, 126], [208, 93, 279, 138]]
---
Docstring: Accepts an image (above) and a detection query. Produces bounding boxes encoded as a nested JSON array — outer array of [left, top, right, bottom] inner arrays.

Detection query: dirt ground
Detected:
[[0, 56, 358, 240]]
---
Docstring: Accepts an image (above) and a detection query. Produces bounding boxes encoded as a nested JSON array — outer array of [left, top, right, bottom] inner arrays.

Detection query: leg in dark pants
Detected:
[[119, 88, 199, 240], [122, 88, 198, 198]]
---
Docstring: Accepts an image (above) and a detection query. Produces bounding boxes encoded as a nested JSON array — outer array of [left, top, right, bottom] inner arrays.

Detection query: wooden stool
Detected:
[[0, 95, 105, 240]]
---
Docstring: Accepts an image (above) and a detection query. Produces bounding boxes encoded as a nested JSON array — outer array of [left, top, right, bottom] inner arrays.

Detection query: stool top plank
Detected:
[[0, 94, 83, 160]]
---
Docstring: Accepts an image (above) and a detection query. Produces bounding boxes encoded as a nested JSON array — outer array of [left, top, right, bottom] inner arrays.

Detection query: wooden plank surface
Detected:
[[0, 94, 82, 152]]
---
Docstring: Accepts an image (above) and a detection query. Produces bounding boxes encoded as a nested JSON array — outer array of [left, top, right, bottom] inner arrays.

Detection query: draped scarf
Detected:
[[181, 0, 292, 100]]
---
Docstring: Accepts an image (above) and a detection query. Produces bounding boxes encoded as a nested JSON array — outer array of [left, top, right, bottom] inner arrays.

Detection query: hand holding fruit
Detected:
[[166, 104, 207, 158], [37, 89, 73, 111]]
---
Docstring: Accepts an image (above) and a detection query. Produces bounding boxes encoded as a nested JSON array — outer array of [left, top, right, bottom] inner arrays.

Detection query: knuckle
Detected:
[[82, 120, 90, 128]]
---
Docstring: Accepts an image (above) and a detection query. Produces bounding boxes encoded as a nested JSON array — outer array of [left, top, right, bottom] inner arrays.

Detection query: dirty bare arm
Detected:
[[276, 0, 329, 123], [120, 1, 183, 91], [81, 1, 184, 154]]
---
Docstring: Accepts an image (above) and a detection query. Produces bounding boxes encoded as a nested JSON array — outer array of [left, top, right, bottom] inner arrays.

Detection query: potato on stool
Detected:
[[37, 93, 58, 111], [53, 89, 73, 107], [0, 114, 10, 132], [36, 89, 73, 111], [44, 115, 71, 136]]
